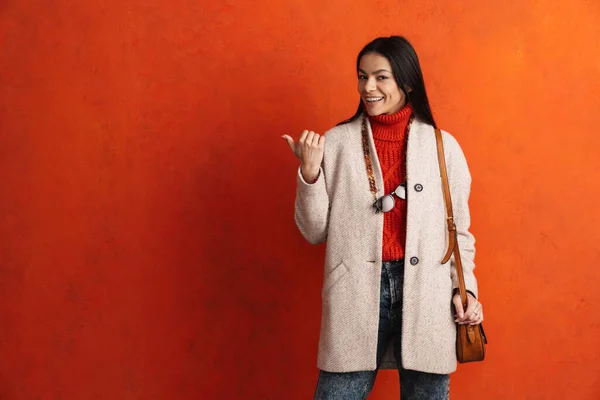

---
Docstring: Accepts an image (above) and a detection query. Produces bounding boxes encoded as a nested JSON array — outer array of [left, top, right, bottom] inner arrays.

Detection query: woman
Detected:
[[282, 36, 484, 400]]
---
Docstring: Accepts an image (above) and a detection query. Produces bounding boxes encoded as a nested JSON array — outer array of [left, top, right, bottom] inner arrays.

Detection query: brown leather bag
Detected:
[[434, 128, 487, 363]]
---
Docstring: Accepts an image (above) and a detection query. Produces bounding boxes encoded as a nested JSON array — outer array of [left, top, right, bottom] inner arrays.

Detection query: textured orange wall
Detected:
[[1, 0, 599, 398]]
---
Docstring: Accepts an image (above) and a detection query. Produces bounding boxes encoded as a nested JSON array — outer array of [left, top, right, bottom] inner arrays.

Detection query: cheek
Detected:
[[382, 84, 400, 101], [391, 89, 403, 103]]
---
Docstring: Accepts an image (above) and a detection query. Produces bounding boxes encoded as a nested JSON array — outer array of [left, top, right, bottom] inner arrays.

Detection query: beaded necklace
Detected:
[[360, 113, 415, 203]]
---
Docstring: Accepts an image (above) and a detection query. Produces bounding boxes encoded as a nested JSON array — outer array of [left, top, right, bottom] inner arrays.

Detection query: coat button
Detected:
[[410, 257, 419, 265], [414, 183, 423, 192]]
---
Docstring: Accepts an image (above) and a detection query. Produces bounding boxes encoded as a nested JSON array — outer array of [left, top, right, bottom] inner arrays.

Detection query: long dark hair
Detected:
[[338, 36, 436, 128]]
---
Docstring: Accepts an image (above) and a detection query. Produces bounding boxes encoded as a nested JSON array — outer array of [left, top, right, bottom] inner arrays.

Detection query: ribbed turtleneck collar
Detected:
[[368, 103, 413, 141]]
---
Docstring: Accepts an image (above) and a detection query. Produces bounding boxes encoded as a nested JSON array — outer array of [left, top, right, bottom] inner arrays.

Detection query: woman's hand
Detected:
[[282, 130, 325, 183], [453, 292, 484, 325]]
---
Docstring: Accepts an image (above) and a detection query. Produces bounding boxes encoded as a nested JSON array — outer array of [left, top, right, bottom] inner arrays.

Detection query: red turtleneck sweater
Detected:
[[368, 104, 413, 262]]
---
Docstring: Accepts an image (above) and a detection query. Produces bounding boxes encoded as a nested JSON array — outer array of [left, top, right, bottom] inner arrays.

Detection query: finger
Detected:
[[465, 307, 483, 325], [453, 295, 463, 318], [281, 135, 296, 153], [469, 311, 484, 325], [311, 133, 320, 147], [461, 316, 478, 325], [306, 131, 315, 146], [456, 299, 478, 322], [299, 130, 309, 145], [463, 296, 478, 320], [452, 295, 464, 319], [318, 135, 326, 147]]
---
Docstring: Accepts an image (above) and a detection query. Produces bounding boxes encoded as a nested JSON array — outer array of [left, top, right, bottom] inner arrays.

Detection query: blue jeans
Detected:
[[314, 260, 450, 400]]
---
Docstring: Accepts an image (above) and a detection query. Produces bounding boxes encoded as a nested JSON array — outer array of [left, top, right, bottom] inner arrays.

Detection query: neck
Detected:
[[368, 104, 413, 141]]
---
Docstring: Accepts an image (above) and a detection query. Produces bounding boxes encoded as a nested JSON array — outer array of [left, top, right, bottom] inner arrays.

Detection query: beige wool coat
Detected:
[[294, 115, 478, 374]]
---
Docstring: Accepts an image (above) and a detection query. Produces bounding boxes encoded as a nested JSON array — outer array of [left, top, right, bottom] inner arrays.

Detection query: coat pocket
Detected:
[[322, 261, 349, 294]]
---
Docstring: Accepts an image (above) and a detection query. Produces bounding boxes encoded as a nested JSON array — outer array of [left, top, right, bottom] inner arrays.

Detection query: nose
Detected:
[[365, 76, 377, 92]]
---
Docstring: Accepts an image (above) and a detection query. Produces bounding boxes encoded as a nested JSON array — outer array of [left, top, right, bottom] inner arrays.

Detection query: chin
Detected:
[[363, 104, 384, 117]]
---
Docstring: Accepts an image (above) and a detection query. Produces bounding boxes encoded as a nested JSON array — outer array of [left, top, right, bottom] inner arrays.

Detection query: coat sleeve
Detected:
[[446, 134, 478, 298], [294, 165, 330, 245]]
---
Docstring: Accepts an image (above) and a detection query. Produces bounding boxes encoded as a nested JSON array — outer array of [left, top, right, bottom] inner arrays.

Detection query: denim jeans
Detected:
[[314, 260, 450, 400]]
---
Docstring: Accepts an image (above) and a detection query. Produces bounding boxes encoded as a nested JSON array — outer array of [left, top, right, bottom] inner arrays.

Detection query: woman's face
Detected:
[[358, 53, 406, 116]]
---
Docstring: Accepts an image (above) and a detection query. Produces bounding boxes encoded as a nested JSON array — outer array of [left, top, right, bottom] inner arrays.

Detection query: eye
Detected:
[[377, 76, 389, 80], [358, 75, 367, 80]]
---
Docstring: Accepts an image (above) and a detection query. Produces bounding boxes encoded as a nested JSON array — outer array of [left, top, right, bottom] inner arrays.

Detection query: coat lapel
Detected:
[[363, 115, 385, 199]]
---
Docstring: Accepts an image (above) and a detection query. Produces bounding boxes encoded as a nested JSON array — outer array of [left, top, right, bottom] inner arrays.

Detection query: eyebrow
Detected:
[[358, 68, 392, 75]]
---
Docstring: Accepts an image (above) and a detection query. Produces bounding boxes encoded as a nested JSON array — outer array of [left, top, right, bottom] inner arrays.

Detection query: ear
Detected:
[[406, 86, 413, 93]]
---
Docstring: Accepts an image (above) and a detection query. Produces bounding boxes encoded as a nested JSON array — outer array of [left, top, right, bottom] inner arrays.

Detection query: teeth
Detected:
[[366, 97, 383, 102]]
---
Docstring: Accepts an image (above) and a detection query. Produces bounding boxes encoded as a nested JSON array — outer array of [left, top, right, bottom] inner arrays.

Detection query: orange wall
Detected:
[[1, 0, 599, 398]]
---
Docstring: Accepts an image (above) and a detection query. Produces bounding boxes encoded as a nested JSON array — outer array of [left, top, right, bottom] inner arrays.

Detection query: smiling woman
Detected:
[[282, 36, 483, 400], [358, 54, 408, 115], [340, 36, 436, 127]]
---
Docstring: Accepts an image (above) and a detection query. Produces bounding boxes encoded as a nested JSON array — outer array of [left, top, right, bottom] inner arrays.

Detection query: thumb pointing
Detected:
[[282, 134, 296, 153]]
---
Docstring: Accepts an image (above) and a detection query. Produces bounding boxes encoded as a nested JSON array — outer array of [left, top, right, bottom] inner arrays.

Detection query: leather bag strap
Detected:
[[435, 128, 468, 308]]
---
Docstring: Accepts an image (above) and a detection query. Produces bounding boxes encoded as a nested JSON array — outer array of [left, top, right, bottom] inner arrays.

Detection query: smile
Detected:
[[364, 97, 384, 103]]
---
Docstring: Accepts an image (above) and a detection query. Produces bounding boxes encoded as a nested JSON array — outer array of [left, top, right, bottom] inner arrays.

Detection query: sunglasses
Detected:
[[373, 184, 406, 213]]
